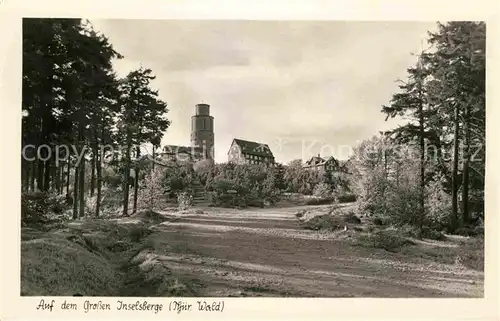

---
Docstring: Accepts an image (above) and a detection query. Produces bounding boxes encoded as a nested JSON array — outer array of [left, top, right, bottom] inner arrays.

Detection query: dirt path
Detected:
[[148, 206, 483, 298]]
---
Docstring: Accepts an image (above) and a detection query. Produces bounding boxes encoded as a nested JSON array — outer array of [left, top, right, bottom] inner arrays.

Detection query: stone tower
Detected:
[[190, 103, 214, 160]]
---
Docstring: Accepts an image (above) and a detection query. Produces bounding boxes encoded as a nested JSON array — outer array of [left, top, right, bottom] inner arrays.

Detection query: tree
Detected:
[[382, 50, 431, 232], [426, 22, 486, 228], [379, 21, 486, 232], [116, 68, 170, 216]]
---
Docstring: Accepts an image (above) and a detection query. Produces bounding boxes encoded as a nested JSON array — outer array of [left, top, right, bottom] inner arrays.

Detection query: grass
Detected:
[[20, 211, 199, 296], [21, 234, 121, 296]]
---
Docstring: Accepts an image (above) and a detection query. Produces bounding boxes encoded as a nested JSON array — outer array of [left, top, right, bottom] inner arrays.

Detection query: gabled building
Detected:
[[303, 154, 340, 173], [227, 138, 275, 166]]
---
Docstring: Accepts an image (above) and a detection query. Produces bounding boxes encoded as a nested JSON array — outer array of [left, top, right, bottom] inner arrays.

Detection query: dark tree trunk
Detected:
[[29, 160, 36, 192], [95, 146, 102, 218], [90, 151, 96, 197], [450, 104, 460, 232], [66, 158, 71, 196], [122, 136, 132, 217], [55, 162, 61, 194], [79, 153, 86, 218], [462, 103, 471, 225], [37, 159, 44, 191], [72, 163, 79, 219], [418, 101, 425, 232], [59, 164, 65, 194], [43, 158, 52, 192], [133, 146, 140, 214], [78, 135, 86, 218]]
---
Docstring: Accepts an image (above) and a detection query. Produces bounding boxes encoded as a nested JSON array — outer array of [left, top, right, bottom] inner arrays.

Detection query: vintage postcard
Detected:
[[0, 0, 498, 320]]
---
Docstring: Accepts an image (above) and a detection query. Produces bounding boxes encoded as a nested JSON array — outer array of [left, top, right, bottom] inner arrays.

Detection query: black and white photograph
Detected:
[[18, 18, 486, 299]]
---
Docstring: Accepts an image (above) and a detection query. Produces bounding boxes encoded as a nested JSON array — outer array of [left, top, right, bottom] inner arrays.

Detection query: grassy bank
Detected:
[[21, 210, 201, 296]]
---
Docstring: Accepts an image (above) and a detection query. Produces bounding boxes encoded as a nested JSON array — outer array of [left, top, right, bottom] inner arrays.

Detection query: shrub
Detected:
[[21, 191, 68, 227], [177, 192, 193, 210], [164, 164, 194, 197], [335, 192, 357, 203], [295, 210, 306, 218], [305, 197, 335, 205], [303, 212, 361, 231], [313, 182, 332, 198], [138, 168, 167, 211], [208, 164, 281, 208], [261, 171, 281, 205], [304, 214, 343, 231], [342, 212, 362, 224], [454, 227, 478, 237], [400, 225, 446, 240], [373, 217, 384, 226], [425, 174, 452, 230], [211, 179, 244, 207], [356, 230, 415, 252]]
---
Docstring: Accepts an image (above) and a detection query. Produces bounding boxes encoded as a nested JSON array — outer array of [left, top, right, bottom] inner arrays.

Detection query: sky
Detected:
[[90, 20, 438, 164]]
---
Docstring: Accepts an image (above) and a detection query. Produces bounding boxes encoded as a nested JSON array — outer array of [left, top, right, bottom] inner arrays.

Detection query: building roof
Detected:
[[304, 155, 340, 168], [305, 155, 326, 166], [229, 138, 274, 157], [162, 145, 203, 155]]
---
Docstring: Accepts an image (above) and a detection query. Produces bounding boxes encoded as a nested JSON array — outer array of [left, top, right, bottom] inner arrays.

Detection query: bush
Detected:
[[138, 168, 167, 211], [313, 182, 332, 198], [304, 214, 343, 231], [426, 175, 452, 230], [295, 210, 306, 218], [305, 197, 335, 205], [303, 212, 361, 231], [401, 225, 446, 240], [207, 164, 282, 208], [454, 227, 478, 237], [342, 212, 361, 224], [177, 192, 193, 210], [373, 217, 384, 226], [164, 164, 194, 197], [335, 192, 357, 203], [211, 179, 245, 207], [21, 191, 68, 227], [356, 230, 415, 252]]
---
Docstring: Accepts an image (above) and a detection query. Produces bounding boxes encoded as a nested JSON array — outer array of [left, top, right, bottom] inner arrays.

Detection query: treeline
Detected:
[[21, 18, 170, 220], [137, 160, 352, 209], [349, 21, 485, 234]]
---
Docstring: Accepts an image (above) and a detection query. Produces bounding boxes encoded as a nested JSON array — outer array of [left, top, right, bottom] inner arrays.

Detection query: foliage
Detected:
[[374, 21, 485, 232], [205, 163, 281, 207], [177, 192, 193, 210], [304, 197, 336, 206], [334, 192, 357, 203], [21, 18, 170, 219], [355, 230, 416, 252], [163, 163, 195, 197], [138, 168, 167, 211], [313, 182, 332, 198], [21, 191, 69, 226]]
